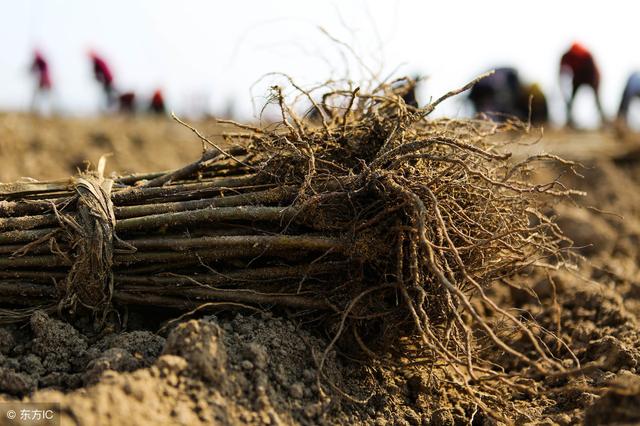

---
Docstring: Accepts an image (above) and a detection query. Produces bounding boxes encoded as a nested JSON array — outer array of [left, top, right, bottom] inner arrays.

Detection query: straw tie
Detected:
[[59, 157, 116, 314]]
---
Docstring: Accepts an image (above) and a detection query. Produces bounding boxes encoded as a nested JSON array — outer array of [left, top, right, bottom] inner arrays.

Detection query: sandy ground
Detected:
[[1, 114, 640, 425], [0, 112, 209, 182]]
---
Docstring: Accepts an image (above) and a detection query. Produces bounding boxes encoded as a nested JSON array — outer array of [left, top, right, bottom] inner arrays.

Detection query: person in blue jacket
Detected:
[[617, 72, 640, 126]]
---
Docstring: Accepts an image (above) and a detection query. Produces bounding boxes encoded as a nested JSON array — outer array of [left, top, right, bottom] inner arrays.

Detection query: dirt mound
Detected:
[[160, 313, 344, 425], [584, 373, 640, 426], [511, 273, 640, 425], [2, 310, 492, 425], [0, 313, 365, 425], [0, 311, 163, 395]]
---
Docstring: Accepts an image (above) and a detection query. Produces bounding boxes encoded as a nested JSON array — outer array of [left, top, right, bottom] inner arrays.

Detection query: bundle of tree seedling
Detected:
[[0, 76, 582, 402]]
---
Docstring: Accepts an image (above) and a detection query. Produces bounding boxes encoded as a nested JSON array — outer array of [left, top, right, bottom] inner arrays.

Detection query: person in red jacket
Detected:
[[118, 91, 136, 114], [149, 89, 166, 114], [88, 50, 116, 108], [559, 42, 606, 127], [30, 50, 52, 113]]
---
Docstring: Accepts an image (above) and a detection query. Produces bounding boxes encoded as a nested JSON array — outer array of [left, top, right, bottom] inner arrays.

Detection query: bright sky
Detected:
[[1, 1, 639, 127]]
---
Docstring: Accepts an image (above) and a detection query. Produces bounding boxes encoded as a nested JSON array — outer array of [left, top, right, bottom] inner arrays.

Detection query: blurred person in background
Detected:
[[617, 71, 640, 129], [30, 49, 53, 114], [559, 42, 606, 128], [88, 50, 116, 109], [468, 67, 522, 120], [468, 68, 548, 124], [149, 89, 166, 114], [118, 91, 136, 114], [517, 83, 549, 124]]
